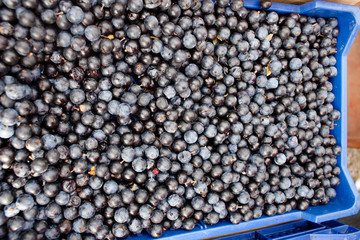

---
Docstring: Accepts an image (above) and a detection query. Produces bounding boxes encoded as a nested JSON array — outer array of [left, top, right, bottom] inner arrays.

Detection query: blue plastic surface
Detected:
[[214, 220, 360, 240], [126, 1, 360, 239]]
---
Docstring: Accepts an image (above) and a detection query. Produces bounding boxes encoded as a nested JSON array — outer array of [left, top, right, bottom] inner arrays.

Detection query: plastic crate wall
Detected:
[[126, 1, 360, 239], [216, 220, 360, 239]]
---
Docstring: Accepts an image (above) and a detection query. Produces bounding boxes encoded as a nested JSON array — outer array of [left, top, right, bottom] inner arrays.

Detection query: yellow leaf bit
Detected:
[[266, 66, 272, 76], [106, 34, 115, 40], [88, 165, 96, 175], [266, 60, 273, 76], [79, 105, 86, 112], [266, 33, 274, 41]]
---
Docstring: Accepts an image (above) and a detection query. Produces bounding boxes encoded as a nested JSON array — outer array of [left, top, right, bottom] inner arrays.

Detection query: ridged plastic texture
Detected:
[[216, 220, 360, 240], [126, 0, 360, 239]]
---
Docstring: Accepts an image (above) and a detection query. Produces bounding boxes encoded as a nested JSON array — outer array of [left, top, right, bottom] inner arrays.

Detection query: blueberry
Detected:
[[66, 6, 84, 24], [183, 34, 197, 49], [85, 25, 101, 42]]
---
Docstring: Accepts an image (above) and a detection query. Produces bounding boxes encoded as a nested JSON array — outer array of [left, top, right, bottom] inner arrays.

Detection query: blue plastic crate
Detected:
[[214, 220, 360, 240], [126, 1, 360, 239]]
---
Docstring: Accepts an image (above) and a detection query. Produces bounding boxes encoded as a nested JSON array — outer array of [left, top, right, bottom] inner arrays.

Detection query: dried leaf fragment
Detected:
[[266, 33, 274, 41], [88, 165, 96, 175]]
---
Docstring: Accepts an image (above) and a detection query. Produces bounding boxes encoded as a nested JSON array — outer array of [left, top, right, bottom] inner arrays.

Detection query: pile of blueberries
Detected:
[[0, 0, 342, 239]]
